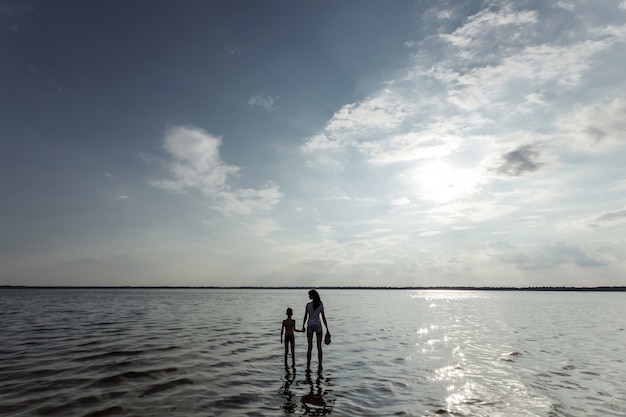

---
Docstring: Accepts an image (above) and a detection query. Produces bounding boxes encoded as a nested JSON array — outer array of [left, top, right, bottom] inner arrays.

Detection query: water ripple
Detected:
[[1, 289, 625, 416]]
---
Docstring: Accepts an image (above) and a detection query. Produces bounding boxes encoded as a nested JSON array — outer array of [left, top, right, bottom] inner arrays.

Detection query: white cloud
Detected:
[[437, 39, 612, 111], [302, 3, 623, 178], [390, 197, 410, 207], [361, 130, 462, 164], [149, 125, 282, 218], [149, 126, 239, 194], [424, 200, 519, 225], [419, 230, 442, 237], [213, 183, 283, 216], [248, 93, 279, 111], [555, 98, 626, 151], [555, 1, 575, 11], [242, 218, 280, 237], [441, 7, 538, 48], [303, 87, 419, 154]]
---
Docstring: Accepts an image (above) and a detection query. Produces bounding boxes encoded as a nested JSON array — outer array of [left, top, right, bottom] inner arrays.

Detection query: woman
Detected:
[[302, 289, 329, 371]]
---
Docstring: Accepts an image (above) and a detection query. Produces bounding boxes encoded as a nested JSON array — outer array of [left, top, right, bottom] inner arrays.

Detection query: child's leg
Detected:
[[284, 339, 289, 366], [290, 339, 296, 366]]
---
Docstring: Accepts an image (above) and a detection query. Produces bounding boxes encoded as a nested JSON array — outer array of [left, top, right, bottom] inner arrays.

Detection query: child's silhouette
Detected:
[[281, 307, 303, 368]]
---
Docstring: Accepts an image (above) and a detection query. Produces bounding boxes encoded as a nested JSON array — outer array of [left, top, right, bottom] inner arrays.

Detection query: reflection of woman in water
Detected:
[[301, 369, 334, 415], [302, 289, 329, 371]]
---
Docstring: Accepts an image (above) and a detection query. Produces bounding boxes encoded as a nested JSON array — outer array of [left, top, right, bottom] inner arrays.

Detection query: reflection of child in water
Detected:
[[281, 308, 303, 367]]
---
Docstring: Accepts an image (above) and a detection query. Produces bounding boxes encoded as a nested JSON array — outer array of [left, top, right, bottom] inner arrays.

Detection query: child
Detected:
[[281, 307, 302, 368]]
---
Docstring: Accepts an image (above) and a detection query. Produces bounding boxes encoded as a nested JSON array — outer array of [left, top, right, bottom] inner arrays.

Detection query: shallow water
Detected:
[[1, 288, 624, 416]]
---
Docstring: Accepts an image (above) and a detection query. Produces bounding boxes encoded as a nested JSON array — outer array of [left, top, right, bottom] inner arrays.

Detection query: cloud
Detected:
[[300, 1, 626, 250], [248, 93, 279, 111], [440, 7, 538, 48], [568, 208, 626, 229], [426, 3, 624, 116], [148, 125, 282, 219], [213, 183, 283, 216], [241, 218, 280, 237], [557, 204, 626, 231], [360, 127, 463, 164], [494, 144, 545, 176], [302, 87, 423, 158], [149, 126, 239, 194], [437, 39, 613, 112], [424, 200, 519, 225], [555, 1, 576, 11], [270, 232, 412, 285], [419, 230, 442, 237], [301, 1, 622, 175], [390, 197, 410, 207], [488, 240, 606, 270], [556, 98, 626, 151], [596, 209, 626, 224]]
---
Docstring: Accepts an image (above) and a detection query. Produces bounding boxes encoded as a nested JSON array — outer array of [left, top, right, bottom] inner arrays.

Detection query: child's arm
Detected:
[[294, 321, 303, 332], [280, 320, 285, 343]]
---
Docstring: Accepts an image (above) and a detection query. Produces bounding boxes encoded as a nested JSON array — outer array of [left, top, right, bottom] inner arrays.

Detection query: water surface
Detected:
[[1, 289, 624, 416]]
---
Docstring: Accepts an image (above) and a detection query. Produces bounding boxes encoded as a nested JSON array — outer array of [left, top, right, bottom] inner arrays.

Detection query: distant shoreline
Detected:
[[1, 285, 625, 291]]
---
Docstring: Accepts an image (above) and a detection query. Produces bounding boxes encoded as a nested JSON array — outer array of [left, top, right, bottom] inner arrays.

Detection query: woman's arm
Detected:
[[321, 311, 329, 332]]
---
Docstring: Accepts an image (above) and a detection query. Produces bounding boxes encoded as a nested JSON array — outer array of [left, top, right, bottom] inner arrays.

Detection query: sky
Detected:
[[2, 0, 626, 287]]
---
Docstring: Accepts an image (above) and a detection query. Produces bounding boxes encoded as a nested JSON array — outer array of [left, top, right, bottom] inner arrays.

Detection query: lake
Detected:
[[1, 288, 624, 416]]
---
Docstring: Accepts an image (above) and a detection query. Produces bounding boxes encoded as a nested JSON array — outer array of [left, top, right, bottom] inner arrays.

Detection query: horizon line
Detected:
[[1, 285, 625, 291]]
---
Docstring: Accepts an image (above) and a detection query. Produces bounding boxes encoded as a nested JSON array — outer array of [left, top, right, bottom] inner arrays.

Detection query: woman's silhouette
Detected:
[[302, 289, 330, 371]]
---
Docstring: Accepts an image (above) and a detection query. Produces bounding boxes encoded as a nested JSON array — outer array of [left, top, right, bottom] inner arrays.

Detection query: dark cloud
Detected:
[[495, 144, 544, 176], [545, 241, 603, 268], [490, 240, 606, 270], [597, 209, 626, 223], [584, 126, 607, 144]]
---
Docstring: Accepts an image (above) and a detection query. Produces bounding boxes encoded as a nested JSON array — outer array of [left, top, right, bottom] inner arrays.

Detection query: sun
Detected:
[[412, 161, 480, 203]]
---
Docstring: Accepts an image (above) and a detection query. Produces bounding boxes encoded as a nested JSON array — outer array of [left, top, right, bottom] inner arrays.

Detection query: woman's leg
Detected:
[[316, 330, 323, 370], [306, 331, 313, 370]]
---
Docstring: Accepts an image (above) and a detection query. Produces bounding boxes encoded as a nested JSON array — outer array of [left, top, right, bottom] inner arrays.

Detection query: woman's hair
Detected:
[[309, 289, 321, 309]]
